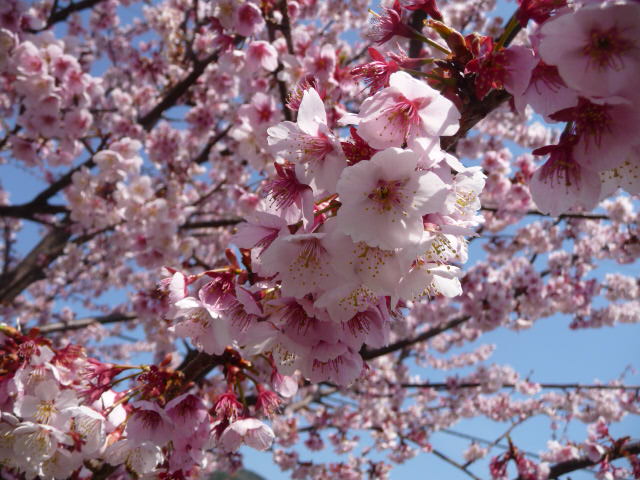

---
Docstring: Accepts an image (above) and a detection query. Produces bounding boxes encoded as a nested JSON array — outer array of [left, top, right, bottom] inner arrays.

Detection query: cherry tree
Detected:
[[0, 0, 639, 478]]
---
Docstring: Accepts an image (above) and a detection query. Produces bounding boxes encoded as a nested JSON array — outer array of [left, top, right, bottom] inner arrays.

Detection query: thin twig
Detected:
[[432, 449, 483, 480], [38, 313, 137, 334], [482, 206, 610, 221], [361, 316, 470, 360], [400, 382, 640, 391]]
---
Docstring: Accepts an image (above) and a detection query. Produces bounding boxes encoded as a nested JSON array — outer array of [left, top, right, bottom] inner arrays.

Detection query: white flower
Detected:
[[336, 148, 448, 250], [267, 88, 345, 193], [219, 418, 275, 452], [105, 439, 164, 475]]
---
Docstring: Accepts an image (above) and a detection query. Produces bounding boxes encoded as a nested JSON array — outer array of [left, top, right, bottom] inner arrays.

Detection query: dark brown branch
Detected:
[[0, 203, 67, 222], [400, 382, 640, 391], [408, 10, 428, 58], [361, 316, 470, 360], [178, 350, 224, 383], [518, 440, 640, 480], [482, 206, 611, 221], [440, 427, 540, 461], [440, 89, 511, 153], [0, 125, 20, 150], [266, 9, 292, 122], [38, 312, 137, 334], [2, 222, 11, 276], [137, 49, 227, 131], [180, 218, 244, 230], [31, 136, 110, 205], [0, 224, 71, 303], [194, 124, 233, 165], [277, 0, 295, 55], [40, 0, 105, 30]]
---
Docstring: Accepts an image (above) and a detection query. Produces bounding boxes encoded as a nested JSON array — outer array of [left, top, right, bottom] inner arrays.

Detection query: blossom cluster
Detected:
[[514, 0, 640, 215], [0, 27, 101, 167], [166, 74, 485, 388], [0, 325, 290, 478], [0, 0, 638, 478]]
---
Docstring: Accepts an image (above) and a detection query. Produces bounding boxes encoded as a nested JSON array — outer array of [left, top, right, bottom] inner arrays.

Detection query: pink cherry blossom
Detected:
[[13, 41, 46, 76], [246, 40, 278, 72], [268, 87, 345, 193], [219, 418, 275, 451], [259, 232, 334, 298], [351, 48, 399, 94], [529, 138, 602, 216], [537, 1, 640, 98], [466, 45, 537, 100], [550, 96, 640, 172], [351, 71, 460, 151], [402, 0, 444, 21], [514, 61, 579, 120], [303, 341, 364, 385], [335, 147, 448, 249], [302, 44, 336, 82], [366, 1, 414, 45], [170, 293, 234, 356], [125, 400, 173, 445], [599, 144, 640, 196], [0, 1, 639, 479], [233, 2, 265, 37], [105, 439, 164, 475]]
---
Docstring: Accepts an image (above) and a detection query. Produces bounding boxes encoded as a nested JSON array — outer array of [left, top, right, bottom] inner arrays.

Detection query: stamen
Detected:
[[583, 26, 635, 72]]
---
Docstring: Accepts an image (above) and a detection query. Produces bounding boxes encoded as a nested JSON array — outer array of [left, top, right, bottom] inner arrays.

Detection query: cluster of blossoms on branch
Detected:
[[518, 0, 640, 215], [0, 0, 638, 478], [0, 325, 294, 478], [166, 74, 485, 387]]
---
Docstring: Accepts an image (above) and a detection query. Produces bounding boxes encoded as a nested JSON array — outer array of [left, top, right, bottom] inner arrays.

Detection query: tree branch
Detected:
[[481, 206, 611, 221], [194, 124, 233, 165], [438, 427, 539, 462], [408, 10, 428, 58], [180, 218, 244, 230], [440, 89, 511, 153], [400, 382, 640, 391], [31, 136, 109, 206], [439, 12, 523, 153], [432, 448, 483, 480], [38, 312, 137, 334], [40, 0, 105, 30], [519, 440, 640, 480], [137, 49, 229, 131], [266, 3, 293, 122], [0, 203, 67, 222], [0, 223, 71, 304], [361, 316, 470, 360]]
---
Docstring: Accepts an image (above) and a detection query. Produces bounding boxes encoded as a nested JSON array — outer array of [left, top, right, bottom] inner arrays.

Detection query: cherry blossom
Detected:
[[268, 87, 345, 194], [537, 1, 640, 98], [219, 418, 275, 452], [0, 0, 638, 479], [349, 71, 460, 151], [336, 147, 448, 249]]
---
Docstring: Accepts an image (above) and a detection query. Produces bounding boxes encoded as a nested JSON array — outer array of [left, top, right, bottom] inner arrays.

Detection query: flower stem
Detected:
[[410, 29, 451, 55], [495, 13, 520, 50], [401, 67, 456, 86]]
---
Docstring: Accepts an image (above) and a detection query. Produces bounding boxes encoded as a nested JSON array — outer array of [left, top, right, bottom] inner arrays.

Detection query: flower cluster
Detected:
[[0, 28, 101, 167], [0, 324, 287, 478], [515, 0, 640, 215], [165, 73, 485, 389], [0, 0, 638, 478]]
